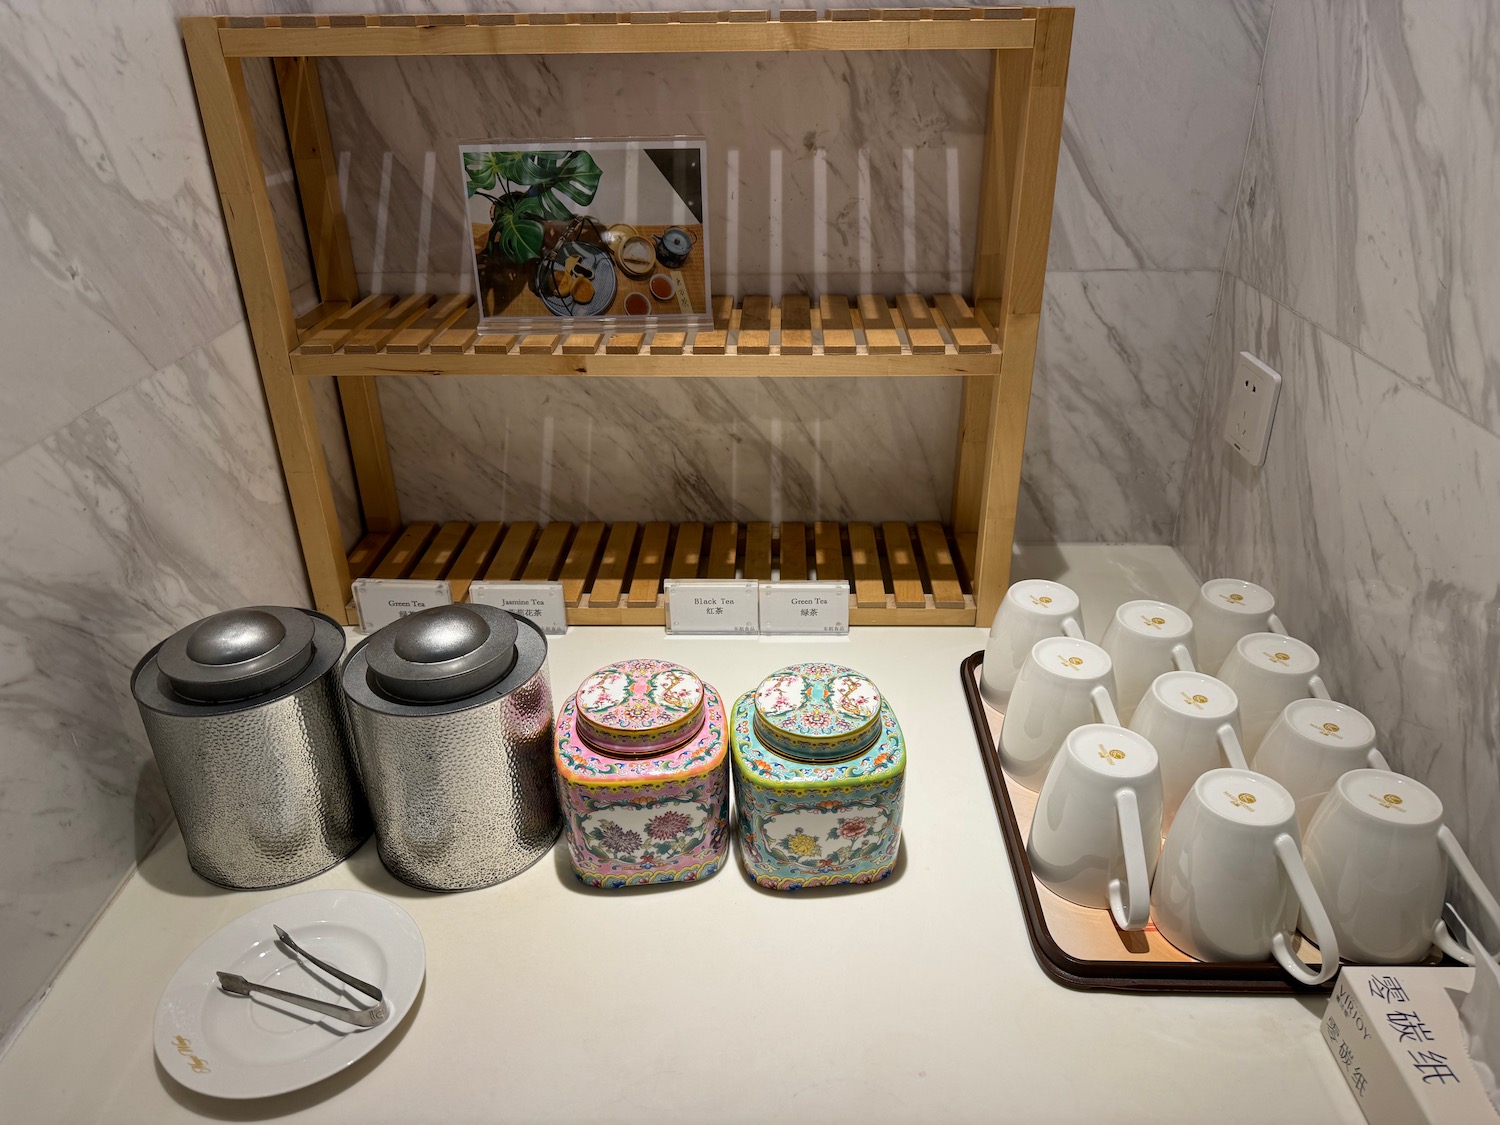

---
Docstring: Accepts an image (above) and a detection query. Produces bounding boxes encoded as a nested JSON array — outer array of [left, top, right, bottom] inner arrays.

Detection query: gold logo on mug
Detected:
[[1141, 615, 1167, 629], [1223, 593, 1246, 604], [1264, 651, 1292, 665], [171, 1035, 211, 1074], [1370, 793, 1406, 813], [1030, 595, 1054, 606], [1225, 791, 1258, 810], [1312, 722, 1343, 739], [1058, 655, 1085, 671], [1097, 746, 1127, 765], [1180, 692, 1211, 710]]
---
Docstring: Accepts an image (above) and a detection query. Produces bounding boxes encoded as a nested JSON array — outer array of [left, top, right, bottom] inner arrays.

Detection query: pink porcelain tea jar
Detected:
[[554, 658, 730, 887]]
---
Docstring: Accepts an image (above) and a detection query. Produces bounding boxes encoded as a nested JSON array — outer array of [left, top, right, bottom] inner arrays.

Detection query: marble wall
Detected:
[[0, 0, 312, 1040], [1177, 0, 1500, 886], [275, 0, 1270, 537]]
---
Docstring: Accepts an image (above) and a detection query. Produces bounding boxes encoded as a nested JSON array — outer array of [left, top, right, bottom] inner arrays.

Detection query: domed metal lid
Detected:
[[752, 663, 884, 762], [155, 606, 317, 703], [364, 604, 519, 704], [572, 658, 706, 757]]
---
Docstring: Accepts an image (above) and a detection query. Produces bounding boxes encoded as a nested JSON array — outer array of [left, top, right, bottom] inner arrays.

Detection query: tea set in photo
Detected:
[[980, 576, 1500, 985]]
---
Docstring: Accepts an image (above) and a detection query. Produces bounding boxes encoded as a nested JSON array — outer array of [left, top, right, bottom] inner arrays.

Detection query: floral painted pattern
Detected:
[[731, 693, 904, 788], [594, 820, 643, 857], [647, 810, 691, 840], [574, 659, 705, 753], [555, 684, 728, 784], [781, 829, 822, 857]]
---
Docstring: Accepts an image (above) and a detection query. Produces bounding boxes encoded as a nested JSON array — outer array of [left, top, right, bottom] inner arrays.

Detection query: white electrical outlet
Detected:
[[1224, 351, 1282, 466]]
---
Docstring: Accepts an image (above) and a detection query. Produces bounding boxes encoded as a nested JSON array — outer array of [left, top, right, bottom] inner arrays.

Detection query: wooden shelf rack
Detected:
[[183, 6, 1073, 628]]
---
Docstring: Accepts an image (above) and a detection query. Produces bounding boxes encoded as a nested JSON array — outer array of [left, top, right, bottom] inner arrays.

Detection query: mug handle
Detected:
[[1061, 616, 1084, 640], [1107, 788, 1151, 931], [1366, 746, 1391, 770], [1308, 674, 1332, 700], [1268, 612, 1288, 634], [1432, 826, 1500, 965], [1089, 685, 1120, 727], [1170, 643, 1195, 673], [1270, 833, 1340, 985], [1214, 724, 1249, 771]]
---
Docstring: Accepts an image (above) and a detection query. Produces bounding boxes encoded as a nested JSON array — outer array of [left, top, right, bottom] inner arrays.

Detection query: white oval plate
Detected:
[[154, 889, 424, 1099]]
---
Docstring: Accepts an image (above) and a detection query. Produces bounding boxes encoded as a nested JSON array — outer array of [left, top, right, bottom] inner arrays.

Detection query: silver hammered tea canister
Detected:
[[131, 606, 369, 889], [341, 604, 560, 892]]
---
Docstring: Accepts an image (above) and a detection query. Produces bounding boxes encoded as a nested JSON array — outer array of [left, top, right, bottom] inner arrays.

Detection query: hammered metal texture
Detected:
[[347, 661, 560, 891], [137, 667, 370, 889]]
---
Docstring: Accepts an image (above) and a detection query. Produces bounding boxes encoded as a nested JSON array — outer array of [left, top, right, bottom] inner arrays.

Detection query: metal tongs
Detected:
[[217, 925, 389, 1030]]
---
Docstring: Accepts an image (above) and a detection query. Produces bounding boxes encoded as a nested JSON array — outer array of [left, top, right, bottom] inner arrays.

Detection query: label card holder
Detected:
[[352, 578, 452, 633], [467, 581, 569, 635], [664, 579, 759, 635], [759, 580, 851, 635]]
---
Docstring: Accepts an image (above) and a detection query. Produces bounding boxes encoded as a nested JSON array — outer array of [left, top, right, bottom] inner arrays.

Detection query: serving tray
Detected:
[[962, 649, 1350, 994]]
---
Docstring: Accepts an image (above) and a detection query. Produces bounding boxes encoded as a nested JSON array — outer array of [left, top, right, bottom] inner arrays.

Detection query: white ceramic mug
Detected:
[[999, 637, 1120, 791], [1099, 600, 1197, 724], [1128, 671, 1249, 833], [1213, 633, 1331, 755], [1190, 578, 1288, 673], [1252, 699, 1390, 833], [1151, 768, 1339, 984], [980, 579, 1085, 707], [1302, 770, 1500, 966], [1027, 724, 1163, 930]]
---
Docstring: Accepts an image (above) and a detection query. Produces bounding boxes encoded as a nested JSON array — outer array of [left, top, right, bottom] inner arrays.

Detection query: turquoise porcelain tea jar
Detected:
[[731, 663, 906, 890]]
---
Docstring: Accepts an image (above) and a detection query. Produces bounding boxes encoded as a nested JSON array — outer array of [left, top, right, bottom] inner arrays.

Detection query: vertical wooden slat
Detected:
[[447, 521, 502, 601], [372, 522, 438, 579], [430, 305, 480, 353], [780, 294, 812, 355], [560, 521, 606, 606], [739, 295, 772, 355], [917, 522, 967, 609], [847, 522, 886, 607], [669, 521, 705, 578], [706, 522, 739, 579], [589, 522, 638, 606], [347, 529, 398, 580], [972, 8, 1073, 623], [819, 295, 857, 355], [275, 55, 402, 539], [813, 521, 845, 582], [185, 22, 350, 617], [897, 294, 946, 354], [408, 521, 469, 581], [934, 294, 992, 354], [858, 294, 902, 354], [778, 522, 808, 581], [882, 522, 926, 608], [649, 330, 686, 355], [485, 522, 539, 581], [744, 522, 773, 581], [693, 296, 733, 355], [627, 522, 671, 606], [522, 522, 572, 581]]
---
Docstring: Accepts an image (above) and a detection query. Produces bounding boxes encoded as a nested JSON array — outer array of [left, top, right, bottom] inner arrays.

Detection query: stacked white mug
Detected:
[[980, 580, 1084, 708]]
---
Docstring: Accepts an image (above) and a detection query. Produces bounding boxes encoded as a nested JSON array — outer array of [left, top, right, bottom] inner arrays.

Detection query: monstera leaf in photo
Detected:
[[465, 149, 603, 266]]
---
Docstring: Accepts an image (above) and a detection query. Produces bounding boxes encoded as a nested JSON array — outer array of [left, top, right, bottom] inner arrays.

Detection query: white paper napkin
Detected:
[[1457, 913, 1500, 1112]]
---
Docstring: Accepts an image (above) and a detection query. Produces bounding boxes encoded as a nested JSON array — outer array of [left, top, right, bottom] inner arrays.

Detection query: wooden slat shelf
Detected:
[[348, 520, 977, 627], [183, 6, 1073, 627], [216, 8, 1035, 57], [290, 292, 999, 376]]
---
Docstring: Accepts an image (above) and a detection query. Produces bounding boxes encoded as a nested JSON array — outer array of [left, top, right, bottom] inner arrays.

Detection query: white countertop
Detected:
[[0, 546, 1362, 1123]]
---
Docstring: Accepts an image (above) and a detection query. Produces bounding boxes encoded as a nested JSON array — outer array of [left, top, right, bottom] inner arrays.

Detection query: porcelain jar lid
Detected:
[[573, 658, 707, 757], [155, 606, 318, 703], [752, 663, 884, 762], [365, 604, 520, 704]]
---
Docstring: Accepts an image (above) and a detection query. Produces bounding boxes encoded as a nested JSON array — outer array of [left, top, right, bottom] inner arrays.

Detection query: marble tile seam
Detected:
[[1222, 269, 1500, 448], [0, 316, 257, 481]]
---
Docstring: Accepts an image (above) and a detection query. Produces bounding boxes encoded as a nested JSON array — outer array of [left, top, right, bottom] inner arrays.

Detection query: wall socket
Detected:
[[1224, 351, 1282, 466]]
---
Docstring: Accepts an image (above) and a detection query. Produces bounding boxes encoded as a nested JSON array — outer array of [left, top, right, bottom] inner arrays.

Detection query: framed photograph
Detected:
[[460, 138, 711, 331]]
